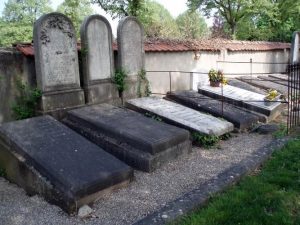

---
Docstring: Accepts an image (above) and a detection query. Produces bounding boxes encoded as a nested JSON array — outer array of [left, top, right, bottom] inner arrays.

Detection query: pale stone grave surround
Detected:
[[126, 97, 234, 136], [117, 16, 145, 98], [198, 85, 282, 116], [34, 12, 84, 112], [80, 15, 117, 104], [290, 31, 300, 64]]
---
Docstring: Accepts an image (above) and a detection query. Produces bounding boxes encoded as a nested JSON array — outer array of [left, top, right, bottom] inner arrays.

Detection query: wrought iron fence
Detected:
[[287, 63, 300, 132]]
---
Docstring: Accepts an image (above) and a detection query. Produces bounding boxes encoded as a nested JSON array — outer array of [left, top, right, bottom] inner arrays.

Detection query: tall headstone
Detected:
[[80, 15, 116, 104], [117, 17, 145, 99], [34, 13, 84, 114], [290, 32, 300, 64]]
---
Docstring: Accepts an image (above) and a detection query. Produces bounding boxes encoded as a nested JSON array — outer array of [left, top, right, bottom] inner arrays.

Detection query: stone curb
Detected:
[[132, 137, 290, 225]]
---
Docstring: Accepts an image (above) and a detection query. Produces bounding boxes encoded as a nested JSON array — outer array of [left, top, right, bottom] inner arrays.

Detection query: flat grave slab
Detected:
[[228, 79, 266, 94], [198, 85, 283, 118], [237, 76, 288, 96], [64, 104, 191, 172], [269, 74, 288, 81], [126, 97, 234, 136], [0, 116, 133, 213], [257, 75, 288, 86], [166, 91, 261, 130]]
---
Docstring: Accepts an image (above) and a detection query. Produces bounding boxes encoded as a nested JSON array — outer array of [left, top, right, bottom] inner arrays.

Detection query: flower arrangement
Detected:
[[265, 89, 279, 101], [208, 69, 227, 87]]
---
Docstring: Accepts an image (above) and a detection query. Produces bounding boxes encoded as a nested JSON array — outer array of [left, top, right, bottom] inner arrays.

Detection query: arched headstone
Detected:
[[34, 12, 84, 113], [80, 15, 115, 104], [117, 16, 144, 76], [290, 32, 300, 64]]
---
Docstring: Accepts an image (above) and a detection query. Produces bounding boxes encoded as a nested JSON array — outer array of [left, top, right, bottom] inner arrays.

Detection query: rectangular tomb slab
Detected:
[[198, 85, 283, 117], [64, 104, 191, 172], [126, 97, 234, 136], [166, 91, 261, 130], [0, 116, 133, 213]]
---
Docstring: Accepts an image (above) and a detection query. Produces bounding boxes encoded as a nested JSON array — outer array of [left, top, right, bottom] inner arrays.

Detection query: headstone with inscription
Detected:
[[0, 115, 133, 213], [117, 16, 145, 98], [80, 15, 117, 104], [34, 13, 85, 114]]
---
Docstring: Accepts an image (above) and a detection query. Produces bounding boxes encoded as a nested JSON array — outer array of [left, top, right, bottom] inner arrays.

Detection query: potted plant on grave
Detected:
[[208, 69, 227, 87], [264, 89, 280, 105]]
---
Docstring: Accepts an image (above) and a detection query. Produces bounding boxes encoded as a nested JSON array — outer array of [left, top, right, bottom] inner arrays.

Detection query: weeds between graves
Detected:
[[273, 123, 288, 138], [137, 69, 151, 97], [113, 68, 128, 104], [192, 132, 231, 148], [0, 164, 6, 177], [11, 78, 41, 120], [145, 112, 162, 122]]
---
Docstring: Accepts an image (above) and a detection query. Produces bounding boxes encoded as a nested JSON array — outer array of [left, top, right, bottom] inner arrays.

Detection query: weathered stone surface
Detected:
[[64, 104, 191, 172], [255, 124, 280, 134], [269, 74, 289, 81], [290, 31, 300, 64], [0, 116, 133, 213], [117, 17, 144, 76], [257, 76, 288, 86], [126, 97, 234, 136], [166, 91, 260, 130], [34, 13, 84, 112], [237, 76, 288, 96], [198, 85, 283, 118], [80, 15, 116, 104], [228, 79, 266, 95]]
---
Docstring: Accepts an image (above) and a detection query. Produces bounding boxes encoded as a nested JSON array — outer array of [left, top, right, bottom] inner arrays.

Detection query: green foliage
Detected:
[[138, 0, 180, 38], [11, 78, 42, 120], [0, 165, 6, 177], [137, 69, 151, 97], [176, 10, 208, 39], [173, 138, 300, 225], [0, 0, 52, 47], [145, 112, 162, 122], [191, 132, 220, 148], [273, 124, 288, 139], [93, 0, 146, 19], [57, 0, 94, 36], [113, 68, 128, 94]]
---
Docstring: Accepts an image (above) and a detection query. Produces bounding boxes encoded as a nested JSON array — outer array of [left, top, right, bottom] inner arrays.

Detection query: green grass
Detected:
[[173, 138, 300, 225]]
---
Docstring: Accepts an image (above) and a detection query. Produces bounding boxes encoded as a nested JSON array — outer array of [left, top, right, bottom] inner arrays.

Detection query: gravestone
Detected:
[[290, 32, 300, 64], [166, 91, 261, 129], [0, 116, 133, 213], [80, 15, 118, 104], [117, 16, 145, 98], [33, 13, 84, 114], [63, 104, 191, 172], [126, 97, 234, 136], [198, 85, 283, 120]]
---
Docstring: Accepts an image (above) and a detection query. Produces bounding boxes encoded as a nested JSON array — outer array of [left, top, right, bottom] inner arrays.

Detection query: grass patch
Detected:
[[172, 138, 300, 225]]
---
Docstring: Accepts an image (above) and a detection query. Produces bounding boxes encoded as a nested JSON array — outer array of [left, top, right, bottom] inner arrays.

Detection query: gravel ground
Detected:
[[0, 133, 273, 225]]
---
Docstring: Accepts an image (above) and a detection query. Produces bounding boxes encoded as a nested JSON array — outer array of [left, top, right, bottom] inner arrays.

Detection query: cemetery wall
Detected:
[[145, 49, 289, 94], [0, 48, 36, 123], [0, 46, 290, 123]]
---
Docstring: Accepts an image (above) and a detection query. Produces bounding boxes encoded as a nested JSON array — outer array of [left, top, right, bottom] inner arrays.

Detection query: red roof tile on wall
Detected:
[[15, 39, 291, 57]]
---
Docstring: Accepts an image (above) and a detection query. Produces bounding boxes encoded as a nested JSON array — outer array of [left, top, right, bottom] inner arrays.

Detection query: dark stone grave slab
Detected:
[[166, 91, 261, 130], [63, 104, 191, 172], [269, 74, 288, 81], [198, 85, 283, 119], [257, 75, 288, 86], [0, 116, 133, 213], [228, 79, 266, 94], [237, 76, 288, 96]]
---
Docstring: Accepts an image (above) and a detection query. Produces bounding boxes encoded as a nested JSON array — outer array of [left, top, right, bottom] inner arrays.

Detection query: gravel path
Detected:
[[0, 133, 273, 225]]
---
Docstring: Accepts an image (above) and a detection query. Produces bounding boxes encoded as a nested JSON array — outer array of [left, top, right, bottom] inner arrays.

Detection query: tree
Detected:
[[92, 0, 146, 19], [57, 0, 94, 35], [176, 10, 208, 39], [187, 0, 264, 39], [138, 0, 179, 38], [0, 0, 52, 46], [3, 0, 52, 24]]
